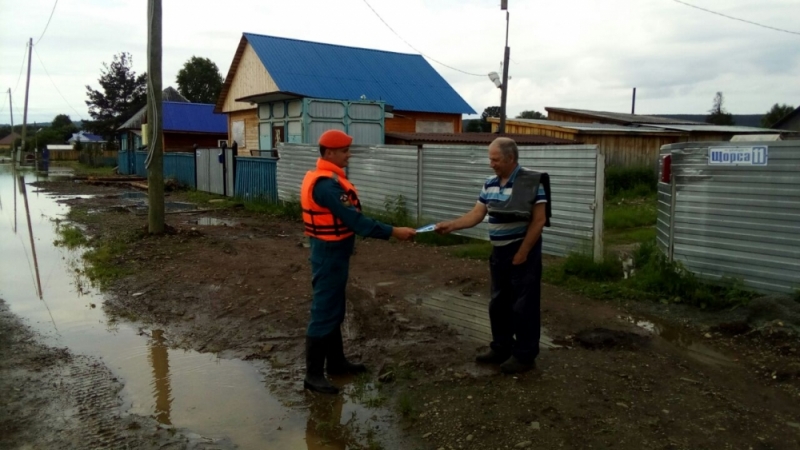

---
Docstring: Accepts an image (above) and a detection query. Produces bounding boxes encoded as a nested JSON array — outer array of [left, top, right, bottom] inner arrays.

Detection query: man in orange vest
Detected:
[[300, 129, 417, 394]]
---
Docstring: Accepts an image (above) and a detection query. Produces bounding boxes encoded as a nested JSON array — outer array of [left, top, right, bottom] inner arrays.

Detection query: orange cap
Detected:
[[318, 129, 353, 149]]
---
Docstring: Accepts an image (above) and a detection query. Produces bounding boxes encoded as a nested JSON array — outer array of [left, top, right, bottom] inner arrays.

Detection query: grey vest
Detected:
[[486, 168, 552, 227]]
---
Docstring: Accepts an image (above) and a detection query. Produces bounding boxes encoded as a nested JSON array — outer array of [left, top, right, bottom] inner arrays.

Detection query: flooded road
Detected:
[[0, 164, 384, 449]]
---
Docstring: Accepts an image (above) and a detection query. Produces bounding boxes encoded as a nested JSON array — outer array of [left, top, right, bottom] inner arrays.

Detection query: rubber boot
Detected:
[[304, 335, 339, 395], [326, 327, 367, 375], [475, 348, 510, 365]]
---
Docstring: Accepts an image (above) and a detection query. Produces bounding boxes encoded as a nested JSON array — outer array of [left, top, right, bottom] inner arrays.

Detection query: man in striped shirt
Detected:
[[436, 137, 549, 374]]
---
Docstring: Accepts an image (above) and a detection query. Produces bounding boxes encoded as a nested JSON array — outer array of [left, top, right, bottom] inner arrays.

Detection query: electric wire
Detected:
[[34, 0, 60, 46], [360, 0, 486, 76], [33, 47, 85, 120], [671, 0, 800, 36]]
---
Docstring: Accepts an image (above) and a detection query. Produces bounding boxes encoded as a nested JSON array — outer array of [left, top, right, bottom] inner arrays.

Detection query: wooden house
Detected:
[[215, 33, 475, 154], [490, 108, 785, 167]]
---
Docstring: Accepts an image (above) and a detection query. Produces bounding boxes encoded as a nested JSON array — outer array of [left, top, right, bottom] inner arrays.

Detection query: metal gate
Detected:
[[195, 148, 235, 196]]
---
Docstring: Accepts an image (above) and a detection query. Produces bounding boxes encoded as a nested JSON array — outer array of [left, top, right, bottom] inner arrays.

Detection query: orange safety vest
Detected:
[[300, 159, 362, 241]]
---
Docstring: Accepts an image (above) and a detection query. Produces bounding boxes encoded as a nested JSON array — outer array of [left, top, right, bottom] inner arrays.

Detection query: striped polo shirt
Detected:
[[478, 165, 547, 246]]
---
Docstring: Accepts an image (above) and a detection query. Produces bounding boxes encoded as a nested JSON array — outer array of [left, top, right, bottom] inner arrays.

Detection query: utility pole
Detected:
[[7, 89, 13, 129], [7, 88, 14, 164], [20, 38, 33, 165], [631, 87, 637, 115], [498, 3, 511, 134], [146, 0, 165, 234]]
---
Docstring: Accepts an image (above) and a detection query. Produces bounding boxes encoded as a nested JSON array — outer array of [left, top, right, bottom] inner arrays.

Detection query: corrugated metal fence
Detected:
[[196, 148, 235, 196], [235, 157, 278, 202], [276, 144, 318, 203], [277, 143, 604, 258], [657, 141, 800, 294]]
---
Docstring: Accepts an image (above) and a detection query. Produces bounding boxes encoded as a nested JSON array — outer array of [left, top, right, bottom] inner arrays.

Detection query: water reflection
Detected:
[[149, 330, 173, 426], [19, 174, 43, 299], [306, 395, 346, 450], [620, 315, 737, 367], [0, 165, 404, 449]]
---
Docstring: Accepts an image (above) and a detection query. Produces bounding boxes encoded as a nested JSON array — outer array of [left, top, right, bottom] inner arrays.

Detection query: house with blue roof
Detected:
[[118, 87, 228, 153], [68, 131, 106, 145], [215, 33, 475, 153]]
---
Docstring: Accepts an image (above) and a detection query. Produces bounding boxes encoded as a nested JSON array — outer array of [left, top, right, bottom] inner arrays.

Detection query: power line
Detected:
[[360, 0, 486, 77], [35, 0, 60, 46], [33, 47, 85, 120], [13, 42, 28, 94], [671, 0, 800, 36], [0, 92, 7, 118]]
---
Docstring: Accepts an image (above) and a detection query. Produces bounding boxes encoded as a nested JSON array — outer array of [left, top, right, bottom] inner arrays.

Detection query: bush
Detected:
[[629, 239, 756, 309], [605, 167, 657, 200]]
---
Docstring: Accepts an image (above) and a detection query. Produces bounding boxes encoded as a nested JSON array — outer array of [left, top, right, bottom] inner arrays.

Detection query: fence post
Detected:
[[592, 147, 605, 262], [416, 144, 423, 223]]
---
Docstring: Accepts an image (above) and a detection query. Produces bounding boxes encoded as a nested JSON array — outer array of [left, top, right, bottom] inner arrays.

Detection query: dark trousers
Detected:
[[488, 239, 542, 364], [307, 237, 354, 338]]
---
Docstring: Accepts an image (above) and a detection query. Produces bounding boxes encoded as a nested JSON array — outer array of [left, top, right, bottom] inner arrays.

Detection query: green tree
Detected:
[[85, 52, 147, 142], [705, 92, 735, 126], [761, 103, 794, 128], [176, 56, 224, 104], [50, 114, 78, 141], [516, 110, 546, 120], [480, 106, 501, 132], [464, 120, 483, 132]]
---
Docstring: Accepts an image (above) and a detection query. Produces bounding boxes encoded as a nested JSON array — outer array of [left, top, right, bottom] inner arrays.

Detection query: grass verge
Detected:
[[82, 232, 136, 290], [53, 224, 88, 249], [604, 195, 657, 231], [52, 161, 117, 177], [545, 240, 758, 310]]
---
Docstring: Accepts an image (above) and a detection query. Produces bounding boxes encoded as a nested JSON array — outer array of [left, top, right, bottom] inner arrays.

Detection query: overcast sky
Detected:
[[1, 0, 798, 125]]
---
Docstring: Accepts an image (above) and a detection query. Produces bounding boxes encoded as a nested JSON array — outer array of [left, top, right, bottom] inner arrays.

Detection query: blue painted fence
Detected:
[[234, 157, 278, 202], [118, 150, 130, 174], [135, 151, 147, 177], [164, 152, 196, 188]]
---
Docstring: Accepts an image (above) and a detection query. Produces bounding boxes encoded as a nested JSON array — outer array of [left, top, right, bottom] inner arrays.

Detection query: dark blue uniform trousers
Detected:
[[307, 236, 354, 338], [488, 238, 542, 364]]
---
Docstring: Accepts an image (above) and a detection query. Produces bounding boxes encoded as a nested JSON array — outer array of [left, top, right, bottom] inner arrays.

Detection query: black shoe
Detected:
[[326, 327, 368, 375], [305, 335, 339, 395], [499, 356, 536, 374], [475, 348, 510, 365]]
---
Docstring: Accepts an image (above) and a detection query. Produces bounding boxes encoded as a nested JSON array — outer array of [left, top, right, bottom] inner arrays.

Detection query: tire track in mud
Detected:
[[57, 358, 134, 450]]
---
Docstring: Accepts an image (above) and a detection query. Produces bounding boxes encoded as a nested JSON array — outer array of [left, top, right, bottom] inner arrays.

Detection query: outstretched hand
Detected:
[[392, 227, 417, 241], [435, 222, 456, 235]]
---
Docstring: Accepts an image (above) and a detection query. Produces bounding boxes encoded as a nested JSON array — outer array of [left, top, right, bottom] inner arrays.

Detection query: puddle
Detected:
[[620, 315, 737, 367], [189, 216, 239, 227], [119, 191, 147, 199], [0, 165, 403, 449]]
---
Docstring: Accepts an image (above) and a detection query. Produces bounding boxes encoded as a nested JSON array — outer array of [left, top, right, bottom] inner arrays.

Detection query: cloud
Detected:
[[1, 0, 798, 123]]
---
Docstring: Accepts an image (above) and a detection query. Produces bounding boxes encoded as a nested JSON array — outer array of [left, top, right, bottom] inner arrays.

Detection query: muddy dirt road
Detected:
[[2, 166, 800, 449]]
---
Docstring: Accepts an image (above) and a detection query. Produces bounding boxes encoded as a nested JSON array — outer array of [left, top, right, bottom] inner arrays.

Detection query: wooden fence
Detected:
[[49, 150, 118, 161]]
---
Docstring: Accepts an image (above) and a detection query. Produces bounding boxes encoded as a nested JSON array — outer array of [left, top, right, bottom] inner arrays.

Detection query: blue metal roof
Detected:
[[243, 33, 476, 115], [162, 102, 227, 133]]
